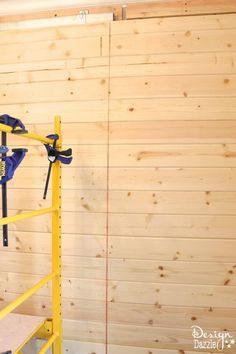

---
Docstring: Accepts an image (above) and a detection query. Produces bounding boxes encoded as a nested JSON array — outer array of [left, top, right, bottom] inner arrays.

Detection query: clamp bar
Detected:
[[0, 123, 53, 145], [1, 131, 8, 246]]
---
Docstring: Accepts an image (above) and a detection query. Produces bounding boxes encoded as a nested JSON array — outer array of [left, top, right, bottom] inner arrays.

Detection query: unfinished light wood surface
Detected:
[[0, 12, 236, 354], [107, 12, 236, 354], [0, 0, 236, 22], [0, 20, 109, 351], [0, 313, 45, 352]]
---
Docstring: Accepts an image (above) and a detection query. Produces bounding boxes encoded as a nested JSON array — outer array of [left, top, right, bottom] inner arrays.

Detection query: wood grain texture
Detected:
[[109, 190, 236, 214], [4, 189, 236, 214], [107, 13, 236, 351], [109, 97, 236, 121], [0, 55, 108, 72], [65, 319, 236, 352], [110, 52, 236, 76], [110, 30, 236, 56], [110, 75, 236, 99], [105, 324, 236, 352], [108, 345, 217, 354], [0, 66, 109, 85], [1, 1, 235, 23], [0, 36, 105, 64], [108, 236, 236, 263], [0, 100, 108, 123], [109, 167, 236, 191], [0, 232, 106, 256], [4, 188, 107, 212], [2, 291, 236, 331], [107, 281, 236, 307], [108, 213, 236, 238], [0, 79, 108, 103], [108, 258, 236, 286], [109, 121, 236, 143], [125, 1, 236, 19], [109, 144, 236, 167], [7, 168, 107, 189], [0, 23, 110, 44], [1, 251, 235, 286], [0, 13, 236, 354], [111, 14, 236, 34]]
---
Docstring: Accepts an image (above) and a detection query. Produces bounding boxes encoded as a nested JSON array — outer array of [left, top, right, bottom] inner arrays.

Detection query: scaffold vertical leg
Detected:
[[52, 116, 62, 354]]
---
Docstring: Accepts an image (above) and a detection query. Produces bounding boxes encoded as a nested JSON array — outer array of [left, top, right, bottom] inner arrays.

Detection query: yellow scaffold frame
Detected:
[[0, 116, 62, 353]]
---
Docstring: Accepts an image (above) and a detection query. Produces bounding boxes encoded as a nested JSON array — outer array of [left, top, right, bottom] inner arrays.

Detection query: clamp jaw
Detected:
[[43, 134, 72, 199], [0, 114, 28, 134], [45, 144, 72, 164], [0, 115, 28, 247]]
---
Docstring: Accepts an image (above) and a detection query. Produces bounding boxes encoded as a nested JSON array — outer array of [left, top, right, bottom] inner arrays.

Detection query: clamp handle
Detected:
[[43, 139, 57, 200], [11, 129, 28, 134], [12, 148, 28, 152], [59, 148, 72, 156]]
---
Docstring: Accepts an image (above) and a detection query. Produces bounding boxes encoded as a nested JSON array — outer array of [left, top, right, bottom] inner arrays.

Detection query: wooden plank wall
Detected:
[[1, 0, 236, 22], [0, 22, 110, 354], [0, 11, 236, 354], [106, 13, 236, 354]]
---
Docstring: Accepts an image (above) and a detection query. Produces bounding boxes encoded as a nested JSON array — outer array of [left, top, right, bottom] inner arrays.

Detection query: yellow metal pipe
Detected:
[[0, 272, 58, 320], [38, 332, 59, 354], [0, 207, 55, 226], [0, 123, 53, 145], [0, 116, 64, 352], [52, 116, 63, 353]]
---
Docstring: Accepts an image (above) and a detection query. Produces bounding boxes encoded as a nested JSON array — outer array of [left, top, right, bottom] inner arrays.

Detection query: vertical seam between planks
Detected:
[[105, 22, 111, 354]]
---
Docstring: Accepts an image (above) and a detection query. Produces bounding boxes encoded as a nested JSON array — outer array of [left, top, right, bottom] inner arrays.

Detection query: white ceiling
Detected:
[[0, 0, 151, 16]]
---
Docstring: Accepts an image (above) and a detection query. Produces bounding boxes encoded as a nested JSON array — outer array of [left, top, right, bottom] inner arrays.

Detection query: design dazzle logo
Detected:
[[191, 325, 235, 351]]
